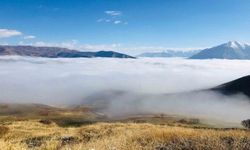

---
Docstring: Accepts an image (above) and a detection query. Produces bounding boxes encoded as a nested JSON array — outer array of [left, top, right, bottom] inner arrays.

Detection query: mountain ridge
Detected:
[[0, 45, 135, 58]]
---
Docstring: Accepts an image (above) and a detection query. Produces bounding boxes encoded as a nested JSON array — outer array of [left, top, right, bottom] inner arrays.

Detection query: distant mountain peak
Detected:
[[190, 41, 250, 59], [225, 41, 246, 49], [228, 41, 240, 48]]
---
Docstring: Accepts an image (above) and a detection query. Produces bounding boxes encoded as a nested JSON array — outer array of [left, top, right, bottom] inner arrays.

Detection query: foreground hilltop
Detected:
[[212, 75, 250, 97], [0, 45, 135, 58]]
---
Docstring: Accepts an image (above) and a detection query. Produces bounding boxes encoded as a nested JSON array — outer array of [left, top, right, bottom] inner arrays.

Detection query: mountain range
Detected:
[[0, 45, 135, 58], [2, 41, 250, 60], [137, 50, 200, 58], [190, 41, 250, 59]]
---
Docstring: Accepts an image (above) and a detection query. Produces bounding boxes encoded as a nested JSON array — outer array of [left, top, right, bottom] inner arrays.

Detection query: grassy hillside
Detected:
[[1, 121, 250, 150], [0, 103, 249, 150]]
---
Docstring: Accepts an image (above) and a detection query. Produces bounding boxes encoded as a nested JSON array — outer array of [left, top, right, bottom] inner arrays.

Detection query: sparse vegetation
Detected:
[[39, 119, 52, 125], [52, 118, 95, 127], [242, 119, 250, 129], [23, 136, 49, 148], [178, 118, 200, 124]]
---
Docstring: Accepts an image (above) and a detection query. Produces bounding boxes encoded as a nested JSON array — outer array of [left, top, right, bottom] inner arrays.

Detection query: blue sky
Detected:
[[0, 0, 250, 54]]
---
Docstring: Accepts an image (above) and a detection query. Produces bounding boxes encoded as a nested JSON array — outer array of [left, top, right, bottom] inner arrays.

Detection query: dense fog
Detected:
[[1, 56, 250, 124]]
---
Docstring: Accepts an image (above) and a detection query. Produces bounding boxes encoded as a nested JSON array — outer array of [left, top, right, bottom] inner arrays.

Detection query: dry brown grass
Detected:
[[0, 125, 9, 136], [0, 120, 250, 150]]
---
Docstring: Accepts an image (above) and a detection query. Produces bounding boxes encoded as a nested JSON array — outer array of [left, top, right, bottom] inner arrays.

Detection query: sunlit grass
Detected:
[[1, 120, 250, 150]]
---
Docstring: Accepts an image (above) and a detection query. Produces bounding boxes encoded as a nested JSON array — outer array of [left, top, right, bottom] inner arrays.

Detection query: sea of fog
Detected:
[[1, 56, 250, 124]]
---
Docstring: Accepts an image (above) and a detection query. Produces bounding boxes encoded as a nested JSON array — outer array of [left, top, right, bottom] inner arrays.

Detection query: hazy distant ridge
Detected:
[[0, 45, 135, 58], [138, 50, 200, 58]]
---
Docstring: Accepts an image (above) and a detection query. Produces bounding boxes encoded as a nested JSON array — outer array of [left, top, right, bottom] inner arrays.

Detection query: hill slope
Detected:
[[212, 75, 250, 97], [0, 45, 135, 58]]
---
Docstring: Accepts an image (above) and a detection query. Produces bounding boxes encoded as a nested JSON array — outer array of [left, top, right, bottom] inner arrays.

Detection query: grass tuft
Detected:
[[0, 125, 9, 136]]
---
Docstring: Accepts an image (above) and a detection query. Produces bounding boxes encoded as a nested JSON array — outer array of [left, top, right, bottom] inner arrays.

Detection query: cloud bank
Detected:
[[1, 57, 250, 125]]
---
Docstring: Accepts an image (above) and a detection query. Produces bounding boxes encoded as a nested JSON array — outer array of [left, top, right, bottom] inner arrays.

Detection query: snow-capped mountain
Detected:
[[190, 41, 250, 59], [138, 50, 200, 58]]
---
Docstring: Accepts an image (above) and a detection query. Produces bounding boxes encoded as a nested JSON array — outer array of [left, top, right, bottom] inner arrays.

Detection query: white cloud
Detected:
[[97, 18, 111, 23], [23, 35, 36, 40], [18, 39, 78, 49], [97, 10, 127, 25], [79, 43, 121, 51], [105, 10, 122, 16], [19, 40, 120, 51], [114, 20, 122, 24], [0, 29, 22, 38], [32, 39, 79, 49], [97, 19, 126, 25], [22, 40, 107, 51]]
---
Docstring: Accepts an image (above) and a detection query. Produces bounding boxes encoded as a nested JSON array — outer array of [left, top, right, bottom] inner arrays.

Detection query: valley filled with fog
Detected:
[[1, 56, 250, 124]]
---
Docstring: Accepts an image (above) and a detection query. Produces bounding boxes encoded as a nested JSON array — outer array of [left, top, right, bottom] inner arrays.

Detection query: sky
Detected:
[[1, 0, 250, 54]]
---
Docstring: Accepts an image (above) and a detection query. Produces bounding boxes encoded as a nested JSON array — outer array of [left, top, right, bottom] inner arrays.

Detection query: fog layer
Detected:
[[1, 56, 250, 124]]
